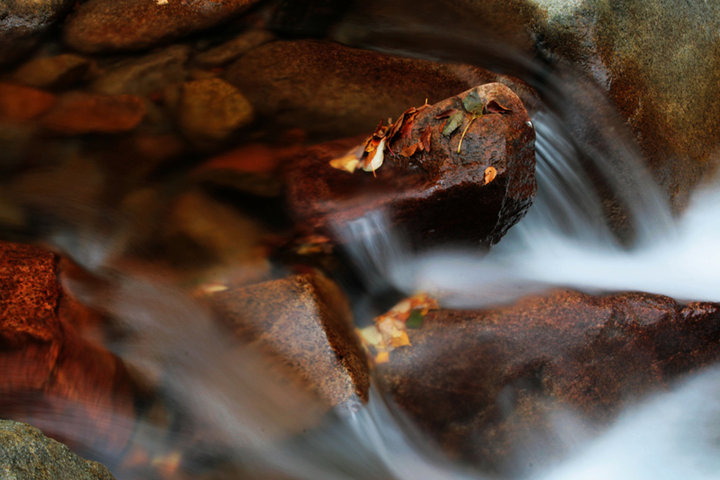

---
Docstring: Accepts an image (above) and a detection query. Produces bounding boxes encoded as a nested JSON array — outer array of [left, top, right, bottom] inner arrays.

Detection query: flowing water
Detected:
[[3, 7, 720, 480]]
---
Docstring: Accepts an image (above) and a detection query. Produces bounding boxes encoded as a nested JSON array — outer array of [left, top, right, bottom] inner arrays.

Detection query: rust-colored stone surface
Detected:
[[0, 83, 56, 123], [63, 0, 261, 53], [225, 39, 536, 138], [40, 92, 146, 134], [376, 289, 720, 474], [208, 273, 369, 407], [285, 83, 536, 248], [12, 54, 93, 90], [0, 241, 137, 455]]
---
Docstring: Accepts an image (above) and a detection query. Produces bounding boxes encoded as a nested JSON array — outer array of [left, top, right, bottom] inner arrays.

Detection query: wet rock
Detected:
[[376, 289, 720, 475], [12, 54, 93, 90], [0, 0, 74, 66], [0, 419, 115, 480], [0, 241, 137, 455], [225, 39, 535, 138], [193, 29, 274, 68], [207, 273, 369, 407], [64, 0, 261, 53], [0, 83, 56, 123], [285, 83, 535, 248], [90, 45, 190, 96], [178, 77, 253, 147], [40, 92, 146, 134]]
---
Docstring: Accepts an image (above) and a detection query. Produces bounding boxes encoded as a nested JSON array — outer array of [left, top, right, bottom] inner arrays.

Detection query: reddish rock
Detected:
[[0, 241, 137, 455], [207, 273, 369, 407], [63, 0, 261, 53], [40, 92, 146, 134], [376, 290, 720, 474], [193, 28, 274, 68], [285, 83, 536, 248], [225, 39, 536, 138], [0, 83, 56, 123]]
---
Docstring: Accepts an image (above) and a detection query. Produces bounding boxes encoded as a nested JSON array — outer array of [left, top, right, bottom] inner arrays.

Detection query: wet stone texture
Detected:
[[207, 273, 369, 408], [225, 39, 537, 139], [376, 289, 720, 476], [63, 0, 261, 53], [39, 92, 146, 134], [285, 83, 536, 248], [0, 419, 116, 480], [0, 0, 74, 66], [11, 54, 93, 90], [0, 241, 137, 456]]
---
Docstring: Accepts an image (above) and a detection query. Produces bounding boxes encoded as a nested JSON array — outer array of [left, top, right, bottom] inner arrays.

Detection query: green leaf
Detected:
[[462, 89, 485, 115], [442, 110, 465, 136], [406, 309, 424, 329]]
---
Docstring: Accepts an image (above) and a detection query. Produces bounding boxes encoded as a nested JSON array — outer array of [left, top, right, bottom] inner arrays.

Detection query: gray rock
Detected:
[[0, 0, 74, 65], [91, 45, 190, 96], [0, 419, 116, 480]]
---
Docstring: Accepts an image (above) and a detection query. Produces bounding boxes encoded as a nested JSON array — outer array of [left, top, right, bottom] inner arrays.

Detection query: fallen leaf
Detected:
[[420, 127, 432, 152], [485, 100, 512, 114], [361, 137, 385, 172], [462, 89, 485, 115], [484, 166, 497, 184], [442, 110, 464, 136], [406, 309, 424, 329], [329, 153, 360, 173], [400, 143, 419, 158]]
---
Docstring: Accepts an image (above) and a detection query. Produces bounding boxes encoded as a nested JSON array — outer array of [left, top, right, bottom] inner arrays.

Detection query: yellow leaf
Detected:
[[484, 166, 497, 184]]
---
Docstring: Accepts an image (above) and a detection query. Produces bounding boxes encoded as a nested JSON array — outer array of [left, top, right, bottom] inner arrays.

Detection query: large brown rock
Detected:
[[285, 83, 536, 248], [225, 39, 536, 138], [0, 241, 137, 455], [207, 273, 369, 407], [0, 83, 56, 123], [376, 289, 720, 475], [63, 0, 261, 53], [12, 54, 93, 90]]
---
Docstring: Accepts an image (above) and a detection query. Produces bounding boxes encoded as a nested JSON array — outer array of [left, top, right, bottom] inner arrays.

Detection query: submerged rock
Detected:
[[0, 241, 137, 455], [0, 419, 115, 480], [192, 29, 275, 68], [285, 83, 535, 248], [376, 289, 720, 475], [0, 83, 56, 123], [90, 45, 190, 96], [40, 92, 146, 134], [12, 54, 93, 90], [225, 39, 536, 138], [207, 273, 369, 407], [63, 0, 261, 53], [178, 77, 253, 148]]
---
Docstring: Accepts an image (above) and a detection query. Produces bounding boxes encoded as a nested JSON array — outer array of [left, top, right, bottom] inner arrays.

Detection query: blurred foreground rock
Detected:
[[0, 241, 138, 455], [285, 82, 535, 248], [376, 289, 720, 475], [0, 419, 115, 480], [207, 273, 369, 407]]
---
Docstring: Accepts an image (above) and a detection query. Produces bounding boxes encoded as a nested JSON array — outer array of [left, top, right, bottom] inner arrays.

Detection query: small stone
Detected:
[[285, 83, 536, 248], [12, 54, 93, 90], [40, 92, 146, 134], [90, 44, 190, 96], [0, 83, 56, 123], [179, 77, 253, 147], [208, 273, 369, 407], [63, 0, 261, 53], [0, 419, 116, 480], [193, 29, 275, 68]]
